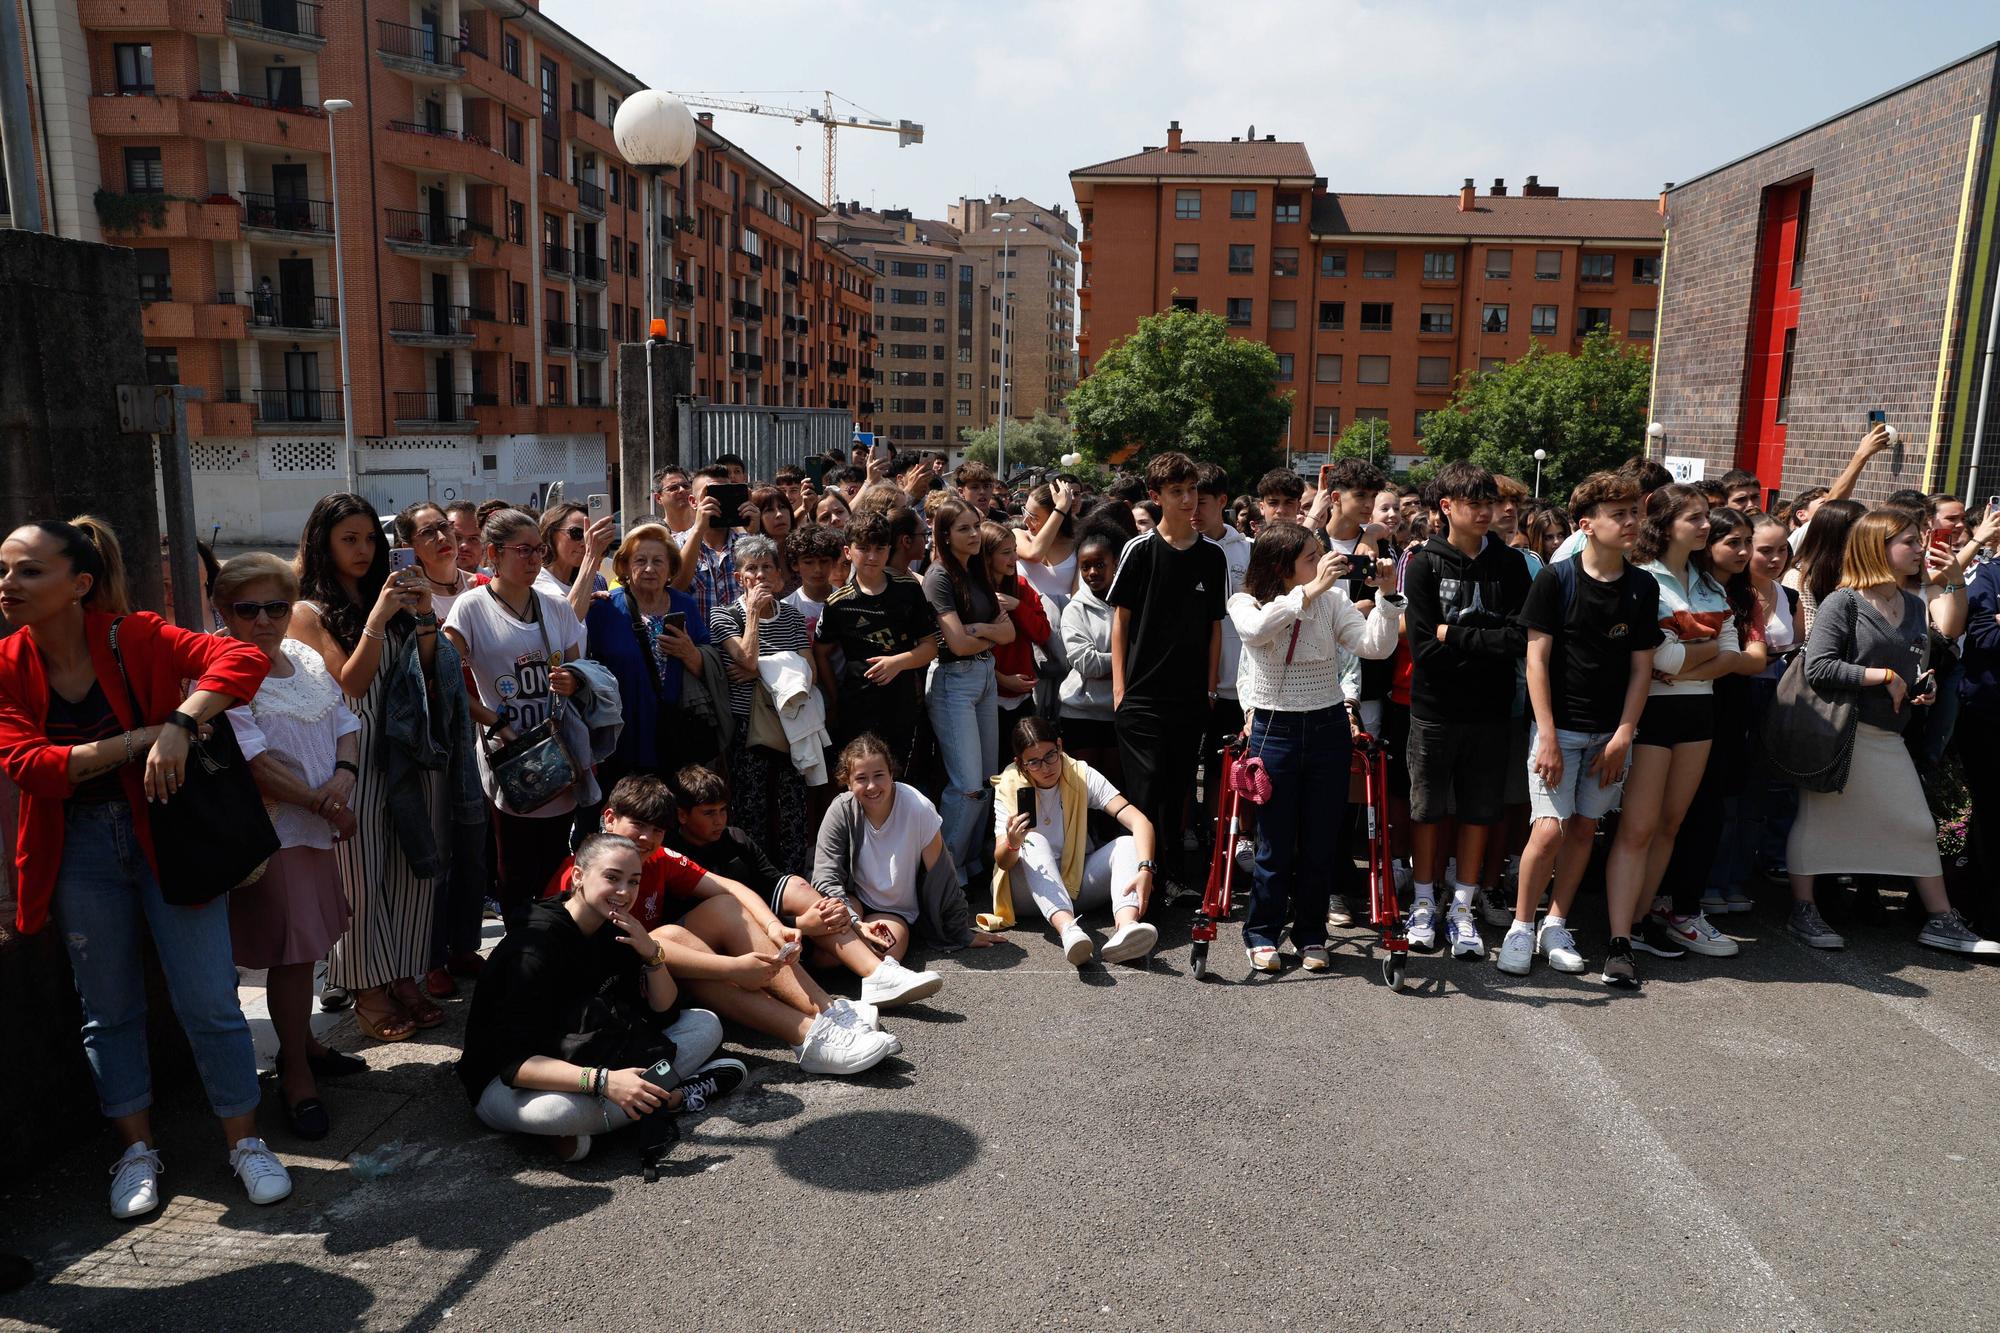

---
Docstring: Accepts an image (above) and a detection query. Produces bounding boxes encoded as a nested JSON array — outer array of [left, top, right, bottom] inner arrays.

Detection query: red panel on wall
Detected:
[[1735, 181, 1810, 489]]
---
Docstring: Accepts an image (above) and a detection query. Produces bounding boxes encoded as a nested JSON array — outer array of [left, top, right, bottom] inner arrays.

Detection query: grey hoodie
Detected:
[[812, 791, 971, 949]]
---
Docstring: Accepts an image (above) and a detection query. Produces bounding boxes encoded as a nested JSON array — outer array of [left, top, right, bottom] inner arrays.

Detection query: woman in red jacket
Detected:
[[0, 520, 288, 1221]]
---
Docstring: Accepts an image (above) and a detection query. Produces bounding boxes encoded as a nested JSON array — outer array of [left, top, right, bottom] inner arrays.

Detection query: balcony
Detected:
[[668, 279, 695, 306], [97, 196, 243, 242], [252, 387, 342, 429], [388, 300, 477, 346], [573, 325, 608, 358], [377, 19, 464, 79], [573, 253, 607, 287], [379, 120, 502, 180], [827, 358, 850, 376], [784, 313, 808, 335], [782, 359, 804, 378], [572, 177, 606, 216], [562, 106, 617, 159], [576, 392, 606, 408], [241, 190, 333, 242], [81, 0, 224, 33], [544, 242, 572, 276], [746, 253, 765, 273], [783, 268, 801, 287], [544, 318, 572, 350], [393, 391, 477, 431], [730, 298, 763, 323], [384, 207, 472, 258], [225, 0, 324, 51], [730, 351, 764, 373], [245, 289, 338, 336], [140, 296, 245, 340], [858, 327, 874, 344]]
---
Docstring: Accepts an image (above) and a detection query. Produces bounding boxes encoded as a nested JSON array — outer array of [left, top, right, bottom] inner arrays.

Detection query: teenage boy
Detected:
[[1195, 463, 1251, 853], [1551, 456, 1673, 561], [955, 460, 1004, 520], [813, 510, 940, 767], [1497, 473, 1662, 985], [1255, 468, 1306, 526], [1110, 451, 1227, 888], [886, 505, 926, 576], [783, 523, 843, 636], [1318, 458, 1393, 916], [1401, 461, 1533, 959], [1718, 469, 1763, 513], [654, 465, 697, 541]]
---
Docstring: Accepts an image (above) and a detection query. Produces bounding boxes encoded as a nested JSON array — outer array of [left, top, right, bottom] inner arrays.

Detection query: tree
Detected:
[[1331, 417, 1394, 468], [1066, 307, 1291, 486], [1414, 330, 1654, 501], [958, 410, 1074, 477]]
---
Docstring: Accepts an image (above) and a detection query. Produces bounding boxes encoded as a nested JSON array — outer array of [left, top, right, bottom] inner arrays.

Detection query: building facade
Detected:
[[1650, 45, 2000, 504], [950, 194, 1079, 424], [1073, 122, 1663, 466]]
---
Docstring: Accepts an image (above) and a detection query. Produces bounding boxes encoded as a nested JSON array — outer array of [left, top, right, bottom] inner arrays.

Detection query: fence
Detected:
[[676, 402, 853, 480]]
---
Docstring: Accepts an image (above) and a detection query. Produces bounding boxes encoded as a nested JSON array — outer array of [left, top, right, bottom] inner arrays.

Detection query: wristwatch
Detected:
[[164, 712, 200, 737], [1136, 859, 1159, 875]]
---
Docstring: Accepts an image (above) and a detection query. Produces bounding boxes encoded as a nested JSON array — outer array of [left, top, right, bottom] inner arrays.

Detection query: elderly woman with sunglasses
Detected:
[[215, 554, 363, 1140]]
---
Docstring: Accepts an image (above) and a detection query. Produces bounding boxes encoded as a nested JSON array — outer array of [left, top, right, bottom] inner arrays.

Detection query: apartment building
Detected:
[[951, 193, 1078, 424], [1073, 122, 1663, 464]]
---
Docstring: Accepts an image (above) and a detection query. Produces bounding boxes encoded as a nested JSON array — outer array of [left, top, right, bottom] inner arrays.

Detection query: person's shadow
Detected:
[[6, 1260, 374, 1332]]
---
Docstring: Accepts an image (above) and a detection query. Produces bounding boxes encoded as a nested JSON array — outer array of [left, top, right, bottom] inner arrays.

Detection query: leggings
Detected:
[[473, 1009, 724, 1138]]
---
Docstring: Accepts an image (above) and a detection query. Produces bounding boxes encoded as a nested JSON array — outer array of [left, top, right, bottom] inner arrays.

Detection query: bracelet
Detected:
[[413, 611, 439, 625], [335, 759, 359, 776], [579, 1066, 592, 1093], [121, 730, 135, 763], [643, 943, 668, 971], [361, 626, 388, 642], [594, 1067, 608, 1098]]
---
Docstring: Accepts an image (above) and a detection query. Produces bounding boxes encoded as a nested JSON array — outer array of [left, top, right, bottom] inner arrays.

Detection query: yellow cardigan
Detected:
[[978, 755, 1090, 930]]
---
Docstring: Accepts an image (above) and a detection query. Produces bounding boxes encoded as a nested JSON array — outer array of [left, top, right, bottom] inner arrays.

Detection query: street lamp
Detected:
[[322, 98, 355, 490], [1533, 447, 1547, 498], [612, 91, 697, 519], [1646, 420, 1666, 457], [989, 212, 1032, 483]]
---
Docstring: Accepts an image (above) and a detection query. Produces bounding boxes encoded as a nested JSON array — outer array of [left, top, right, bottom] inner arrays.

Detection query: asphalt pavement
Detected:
[[2, 880, 1996, 1332]]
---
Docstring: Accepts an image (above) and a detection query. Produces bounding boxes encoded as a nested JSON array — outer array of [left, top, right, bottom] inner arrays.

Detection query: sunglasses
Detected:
[[228, 600, 293, 621], [558, 526, 586, 542], [413, 522, 452, 542]]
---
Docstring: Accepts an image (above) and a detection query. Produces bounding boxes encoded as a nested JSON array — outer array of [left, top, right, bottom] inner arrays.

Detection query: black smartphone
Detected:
[[1913, 669, 1936, 699], [708, 482, 751, 527], [1016, 786, 1036, 828], [662, 611, 686, 635], [802, 456, 828, 488], [640, 1056, 677, 1093]]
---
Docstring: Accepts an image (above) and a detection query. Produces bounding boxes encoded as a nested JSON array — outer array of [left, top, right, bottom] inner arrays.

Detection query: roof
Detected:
[[1072, 140, 1316, 180], [1311, 192, 1661, 241]]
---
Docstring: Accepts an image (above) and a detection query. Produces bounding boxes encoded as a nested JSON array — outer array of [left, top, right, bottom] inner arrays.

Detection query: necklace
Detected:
[[488, 584, 535, 622], [424, 569, 462, 594]]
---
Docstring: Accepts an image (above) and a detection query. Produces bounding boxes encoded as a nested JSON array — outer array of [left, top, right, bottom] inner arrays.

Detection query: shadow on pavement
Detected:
[[772, 1109, 978, 1193], [8, 1259, 376, 1332]]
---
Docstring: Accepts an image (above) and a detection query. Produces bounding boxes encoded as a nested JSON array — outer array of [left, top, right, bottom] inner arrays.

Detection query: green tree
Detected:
[[1414, 330, 1653, 501], [958, 410, 1074, 476], [1331, 417, 1395, 467], [1066, 307, 1291, 485]]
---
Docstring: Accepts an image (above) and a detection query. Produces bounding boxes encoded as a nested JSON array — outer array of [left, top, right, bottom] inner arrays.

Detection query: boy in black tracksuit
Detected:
[[1401, 462, 1532, 958]]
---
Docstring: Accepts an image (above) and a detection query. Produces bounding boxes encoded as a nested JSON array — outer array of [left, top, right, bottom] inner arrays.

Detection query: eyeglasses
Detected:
[[1020, 749, 1062, 771], [657, 481, 689, 495], [413, 522, 451, 543], [497, 543, 544, 561], [228, 600, 293, 622], [558, 526, 586, 542]]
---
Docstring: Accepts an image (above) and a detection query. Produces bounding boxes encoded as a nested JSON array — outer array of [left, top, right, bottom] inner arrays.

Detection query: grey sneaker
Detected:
[[1917, 909, 2000, 956], [1326, 894, 1354, 928], [1787, 901, 1844, 950]]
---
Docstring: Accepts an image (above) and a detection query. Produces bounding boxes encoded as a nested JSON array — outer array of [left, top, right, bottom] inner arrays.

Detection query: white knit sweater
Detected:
[[1228, 585, 1402, 713]]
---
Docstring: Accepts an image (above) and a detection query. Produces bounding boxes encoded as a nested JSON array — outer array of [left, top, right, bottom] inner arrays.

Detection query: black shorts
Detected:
[[1060, 715, 1116, 752], [1406, 716, 1509, 825], [1381, 701, 1411, 801], [1636, 693, 1715, 749]]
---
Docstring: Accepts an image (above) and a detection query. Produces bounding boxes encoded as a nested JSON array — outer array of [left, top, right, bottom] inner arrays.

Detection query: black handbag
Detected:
[[108, 618, 279, 905], [623, 593, 721, 771], [479, 588, 580, 813], [1761, 590, 1860, 794]]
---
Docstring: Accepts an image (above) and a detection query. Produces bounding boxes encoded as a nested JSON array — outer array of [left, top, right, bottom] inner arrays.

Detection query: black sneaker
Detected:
[[1631, 915, 1688, 959], [671, 1058, 747, 1113], [1600, 937, 1640, 990]]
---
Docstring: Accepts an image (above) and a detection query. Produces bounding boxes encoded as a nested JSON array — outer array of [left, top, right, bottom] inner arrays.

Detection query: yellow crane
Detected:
[[672, 90, 922, 206]]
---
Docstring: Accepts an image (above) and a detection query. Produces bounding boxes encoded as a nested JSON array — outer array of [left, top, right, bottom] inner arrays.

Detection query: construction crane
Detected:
[[672, 90, 922, 206]]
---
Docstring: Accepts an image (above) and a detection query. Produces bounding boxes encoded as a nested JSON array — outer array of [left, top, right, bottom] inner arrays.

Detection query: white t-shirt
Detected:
[[853, 783, 942, 921], [444, 584, 588, 815], [992, 760, 1121, 864], [783, 586, 827, 638]]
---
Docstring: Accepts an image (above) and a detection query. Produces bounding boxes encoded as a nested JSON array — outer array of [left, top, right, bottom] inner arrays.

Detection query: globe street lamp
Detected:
[[322, 98, 355, 488], [1533, 447, 1547, 498], [612, 91, 697, 518], [1646, 420, 1666, 456]]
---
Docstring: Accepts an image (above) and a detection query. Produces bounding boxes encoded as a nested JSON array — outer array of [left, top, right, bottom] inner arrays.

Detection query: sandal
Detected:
[[352, 988, 416, 1043], [388, 978, 446, 1029], [423, 967, 458, 1000]]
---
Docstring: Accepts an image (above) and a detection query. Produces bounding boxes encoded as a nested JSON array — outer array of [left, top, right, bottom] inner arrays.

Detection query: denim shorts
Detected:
[[1527, 724, 1630, 824]]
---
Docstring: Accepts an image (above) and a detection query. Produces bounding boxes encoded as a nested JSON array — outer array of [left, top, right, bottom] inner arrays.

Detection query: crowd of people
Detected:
[[3, 421, 1997, 1219]]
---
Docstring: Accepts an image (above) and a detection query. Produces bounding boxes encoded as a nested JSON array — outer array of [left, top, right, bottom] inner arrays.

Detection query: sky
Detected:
[[559, 0, 1998, 222]]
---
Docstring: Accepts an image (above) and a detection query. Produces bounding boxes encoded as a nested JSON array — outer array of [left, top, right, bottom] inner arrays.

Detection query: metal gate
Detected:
[[676, 402, 852, 478]]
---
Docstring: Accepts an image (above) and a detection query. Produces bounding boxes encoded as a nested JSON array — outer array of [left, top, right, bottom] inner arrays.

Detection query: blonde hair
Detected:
[[612, 523, 680, 586], [1838, 510, 1913, 591], [211, 551, 300, 605], [68, 515, 132, 615]]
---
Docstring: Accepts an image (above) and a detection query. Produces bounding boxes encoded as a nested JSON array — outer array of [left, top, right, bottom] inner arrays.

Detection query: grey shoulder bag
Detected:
[[1762, 589, 1859, 794]]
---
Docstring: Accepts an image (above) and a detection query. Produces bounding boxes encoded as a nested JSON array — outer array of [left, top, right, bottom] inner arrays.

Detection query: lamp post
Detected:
[[989, 212, 1031, 483], [1533, 447, 1547, 498], [1646, 420, 1665, 458], [322, 98, 356, 490], [612, 91, 697, 516]]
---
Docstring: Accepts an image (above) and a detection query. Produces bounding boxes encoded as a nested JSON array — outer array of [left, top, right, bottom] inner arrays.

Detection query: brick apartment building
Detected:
[[950, 194, 1079, 428], [1, 0, 872, 539], [1073, 122, 1663, 466], [1650, 44, 2000, 505]]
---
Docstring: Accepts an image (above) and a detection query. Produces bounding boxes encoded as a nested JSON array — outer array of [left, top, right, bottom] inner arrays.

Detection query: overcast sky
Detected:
[[562, 1, 1997, 219]]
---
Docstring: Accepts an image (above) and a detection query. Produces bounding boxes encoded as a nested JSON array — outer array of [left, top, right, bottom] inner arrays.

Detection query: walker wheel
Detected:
[[1189, 942, 1209, 979], [1383, 953, 1407, 991]]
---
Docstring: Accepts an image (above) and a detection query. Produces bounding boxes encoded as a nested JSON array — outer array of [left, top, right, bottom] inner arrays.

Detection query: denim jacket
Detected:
[[557, 657, 626, 809], [381, 626, 482, 879]]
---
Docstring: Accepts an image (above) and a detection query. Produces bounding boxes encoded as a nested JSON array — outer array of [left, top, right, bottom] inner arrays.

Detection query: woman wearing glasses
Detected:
[[215, 553, 361, 1139], [536, 501, 614, 623], [395, 501, 481, 619]]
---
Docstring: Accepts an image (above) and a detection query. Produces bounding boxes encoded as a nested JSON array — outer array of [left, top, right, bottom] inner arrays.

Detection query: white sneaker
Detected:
[[859, 956, 943, 1008], [796, 1011, 896, 1075], [1446, 906, 1484, 959], [1479, 890, 1516, 930], [109, 1142, 163, 1220], [1496, 928, 1535, 975], [228, 1137, 292, 1206], [1100, 920, 1158, 964], [1233, 836, 1257, 872], [1405, 899, 1438, 951], [1537, 919, 1586, 973], [829, 997, 900, 1054], [1664, 912, 1741, 958], [555, 1134, 593, 1163], [1060, 921, 1094, 966]]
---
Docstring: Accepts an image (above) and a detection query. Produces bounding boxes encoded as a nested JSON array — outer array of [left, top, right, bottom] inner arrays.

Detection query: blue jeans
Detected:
[[1244, 706, 1352, 951], [52, 803, 262, 1119], [926, 656, 999, 880]]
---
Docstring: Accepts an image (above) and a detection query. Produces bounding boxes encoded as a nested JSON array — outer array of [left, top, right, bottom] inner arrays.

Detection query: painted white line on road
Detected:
[[1780, 941, 2000, 1078], [1517, 1007, 1824, 1332]]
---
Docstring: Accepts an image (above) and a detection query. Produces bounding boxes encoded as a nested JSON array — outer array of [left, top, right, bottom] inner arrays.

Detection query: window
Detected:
[[507, 201, 524, 244], [123, 148, 163, 193], [1580, 253, 1615, 283], [1360, 302, 1392, 332], [1775, 328, 1796, 423], [1230, 189, 1256, 219], [1313, 406, 1340, 437], [957, 372, 972, 389], [1175, 189, 1201, 220], [513, 361, 530, 404], [1272, 247, 1299, 278], [1357, 355, 1390, 385], [1414, 411, 1434, 440], [134, 249, 171, 303], [1417, 356, 1451, 387], [547, 364, 567, 406], [1534, 250, 1562, 280], [1274, 353, 1294, 382], [1320, 250, 1347, 278], [502, 33, 521, 76], [1362, 249, 1396, 279], [1354, 408, 1389, 428], [1225, 297, 1252, 326], [505, 118, 524, 163], [610, 305, 623, 340], [1479, 357, 1506, 374], [1791, 185, 1812, 288], [1172, 243, 1199, 273], [1315, 354, 1343, 383], [628, 242, 638, 274], [1485, 249, 1512, 279], [610, 244, 621, 274], [1270, 300, 1296, 330], [114, 44, 154, 93], [1633, 254, 1661, 285], [1419, 304, 1453, 335], [956, 400, 971, 417], [1228, 244, 1254, 274], [1578, 307, 1611, 334], [1423, 251, 1457, 281], [1171, 295, 1198, 313], [511, 281, 527, 324], [1317, 301, 1344, 330], [1275, 193, 1302, 224], [143, 347, 178, 386], [1531, 304, 1558, 336], [1628, 307, 1656, 339], [1481, 304, 1508, 333]]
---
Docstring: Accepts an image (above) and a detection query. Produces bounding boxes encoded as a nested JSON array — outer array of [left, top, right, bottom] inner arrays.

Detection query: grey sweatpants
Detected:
[[473, 1009, 724, 1139]]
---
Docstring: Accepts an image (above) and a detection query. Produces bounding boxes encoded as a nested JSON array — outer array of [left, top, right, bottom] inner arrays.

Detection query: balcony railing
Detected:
[[576, 393, 605, 408], [383, 208, 469, 246], [247, 290, 337, 329], [191, 87, 320, 115], [730, 351, 764, 372], [254, 388, 341, 423], [573, 325, 607, 354], [393, 391, 476, 423], [389, 301, 477, 336], [669, 279, 695, 304], [783, 268, 800, 287], [858, 328, 874, 344], [227, 0, 322, 40], [387, 119, 461, 140], [377, 19, 463, 68], [574, 254, 606, 283], [573, 178, 605, 212], [544, 243, 572, 274], [544, 318, 572, 349], [242, 191, 333, 234], [827, 358, 850, 375], [782, 360, 804, 378], [731, 298, 763, 323]]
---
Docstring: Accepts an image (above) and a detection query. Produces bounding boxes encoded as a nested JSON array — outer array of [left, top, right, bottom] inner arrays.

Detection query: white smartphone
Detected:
[[587, 493, 612, 524], [776, 939, 801, 963]]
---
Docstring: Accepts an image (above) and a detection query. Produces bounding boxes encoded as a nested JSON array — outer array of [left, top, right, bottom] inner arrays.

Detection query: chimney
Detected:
[[696, 111, 714, 129], [1166, 119, 1182, 153], [1264, 134, 1275, 142], [1458, 177, 1476, 212], [1489, 177, 1507, 197], [1522, 175, 1559, 198], [1659, 181, 1674, 216]]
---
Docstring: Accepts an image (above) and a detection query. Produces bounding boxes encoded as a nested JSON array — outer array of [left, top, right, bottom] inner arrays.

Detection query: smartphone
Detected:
[[869, 439, 892, 469], [708, 482, 751, 527], [1986, 494, 1999, 514], [1913, 669, 1937, 699], [1016, 786, 1036, 829], [389, 547, 418, 582], [1868, 409, 1888, 428], [639, 1056, 677, 1094], [662, 611, 687, 635], [1318, 463, 1335, 493], [802, 456, 828, 488], [587, 493, 612, 525], [775, 939, 801, 963]]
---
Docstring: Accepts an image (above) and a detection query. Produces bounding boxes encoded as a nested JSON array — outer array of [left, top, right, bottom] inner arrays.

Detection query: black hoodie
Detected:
[[1403, 533, 1531, 724]]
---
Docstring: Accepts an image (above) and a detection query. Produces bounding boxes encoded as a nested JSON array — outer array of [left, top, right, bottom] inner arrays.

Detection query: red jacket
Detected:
[[0, 611, 271, 934], [993, 583, 1052, 700]]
